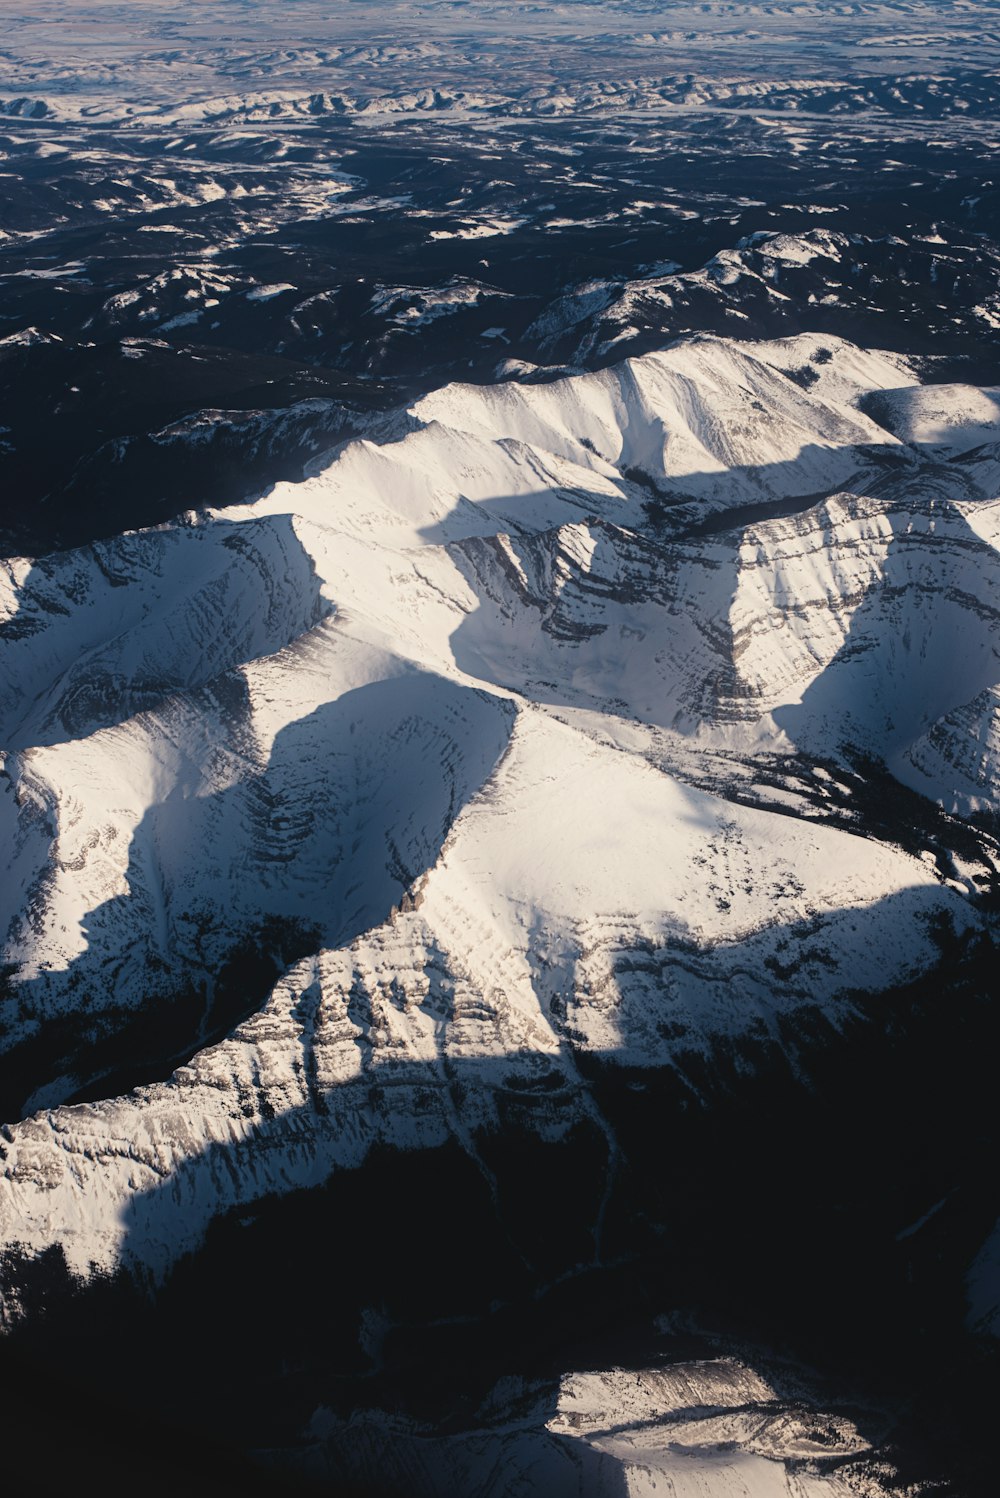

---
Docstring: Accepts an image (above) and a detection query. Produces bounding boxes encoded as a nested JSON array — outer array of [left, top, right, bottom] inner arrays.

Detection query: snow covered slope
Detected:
[[1, 332, 998, 1296], [287, 1358, 872, 1497]]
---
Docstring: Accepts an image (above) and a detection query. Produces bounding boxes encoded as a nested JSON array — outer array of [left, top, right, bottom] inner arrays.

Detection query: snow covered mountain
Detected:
[[2, 330, 999, 1494], [3, 4, 1000, 1489], [2, 330, 998, 1262]]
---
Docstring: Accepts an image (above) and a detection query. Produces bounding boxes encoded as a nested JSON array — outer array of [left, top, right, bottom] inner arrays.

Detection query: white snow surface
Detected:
[[866, 382, 1000, 453], [4, 1, 1000, 134], [294, 1358, 871, 1496], [1, 332, 999, 1290]]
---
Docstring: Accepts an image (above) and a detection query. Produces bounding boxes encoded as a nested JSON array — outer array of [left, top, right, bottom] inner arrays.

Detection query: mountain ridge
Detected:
[[2, 332, 998, 1302]]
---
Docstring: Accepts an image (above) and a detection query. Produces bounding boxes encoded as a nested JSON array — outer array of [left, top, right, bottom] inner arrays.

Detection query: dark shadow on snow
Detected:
[[0, 511, 329, 751], [2, 908, 999, 1496], [3, 412, 1000, 1492], [0, 670, 514, 1119]]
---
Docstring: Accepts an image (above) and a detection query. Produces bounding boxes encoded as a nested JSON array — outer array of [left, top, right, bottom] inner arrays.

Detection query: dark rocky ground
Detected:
[[1, 110, 998, 557], [2, 915, 998, 1495]]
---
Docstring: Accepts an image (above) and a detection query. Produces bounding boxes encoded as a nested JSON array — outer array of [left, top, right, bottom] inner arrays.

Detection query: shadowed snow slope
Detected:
[[1, 331, 999, 1315]]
